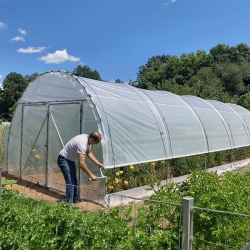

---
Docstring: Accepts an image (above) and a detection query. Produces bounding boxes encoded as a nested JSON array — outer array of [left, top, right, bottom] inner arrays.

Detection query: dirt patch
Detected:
[[231, 164, 250, 175], [219, 164, 250, 179], [2, 172, 104, 212]]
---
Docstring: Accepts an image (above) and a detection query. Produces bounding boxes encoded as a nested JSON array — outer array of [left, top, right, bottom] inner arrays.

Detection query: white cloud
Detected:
[[0, 22, 7, 29], [18, 28, 27, 35], [163, 0, 177, 5], [11, 36, 25, 42], [18, 46, 47, 53], [39, 49, 80, 64], [0, 75, 2, 78]]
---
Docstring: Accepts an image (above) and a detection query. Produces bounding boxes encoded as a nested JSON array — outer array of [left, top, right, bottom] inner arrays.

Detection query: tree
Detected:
[[128, 79, 137, 86], [210, 43, 250, 64], [213, 63, 248, 95], [137, 50, 213, 89], [238, 93, 250, 110], [186, 67, 222, 88], [24, 72, 39, 84], [72, 65, 102, 80], [0, 72, 28, 120], [115, 79, 123, 83], [137, 55, 171, 82]]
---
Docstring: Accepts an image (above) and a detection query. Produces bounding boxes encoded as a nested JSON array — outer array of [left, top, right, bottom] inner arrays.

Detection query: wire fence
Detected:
[[192, 206, 250, 250], [1, 175, 183, 250], [2, 172, 250, 249]]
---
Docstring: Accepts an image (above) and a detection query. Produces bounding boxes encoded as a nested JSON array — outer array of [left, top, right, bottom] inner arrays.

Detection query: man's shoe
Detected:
[[74, 198, 86, 203]]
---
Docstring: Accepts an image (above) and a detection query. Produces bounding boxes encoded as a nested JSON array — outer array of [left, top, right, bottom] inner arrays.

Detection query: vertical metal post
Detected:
[[20, 104, 24, 177], [0, 124, 2, 201], [182, 197, 194, 250], [204, 153, 207, 170], [78, 102, 83, 198], [45, 105, 50, 187], [230, 149, 233, 169]]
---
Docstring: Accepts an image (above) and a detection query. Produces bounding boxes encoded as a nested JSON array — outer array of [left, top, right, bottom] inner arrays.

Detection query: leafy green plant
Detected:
[[106, 146, 250, 193], [1, 179, 17, 186], [2, 170, 250, 249], [1, 124, 9, 163], [149, 170, 250, 249]]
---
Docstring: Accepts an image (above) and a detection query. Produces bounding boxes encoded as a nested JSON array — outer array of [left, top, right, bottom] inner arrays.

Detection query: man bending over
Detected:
[[57, 131, 104, 204]]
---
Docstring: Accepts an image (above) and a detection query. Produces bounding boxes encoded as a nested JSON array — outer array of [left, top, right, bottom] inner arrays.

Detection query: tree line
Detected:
[[1, 43, 250, 121], [136, 43, 250, 108]]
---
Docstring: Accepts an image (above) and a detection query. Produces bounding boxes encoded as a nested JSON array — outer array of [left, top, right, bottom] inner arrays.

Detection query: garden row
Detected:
[[107, 146, 250, 192], [1, 169, 250, 249]]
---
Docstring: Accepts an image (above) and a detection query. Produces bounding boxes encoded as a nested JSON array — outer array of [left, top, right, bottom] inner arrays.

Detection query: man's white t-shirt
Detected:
[[59, 134, 91, 161]]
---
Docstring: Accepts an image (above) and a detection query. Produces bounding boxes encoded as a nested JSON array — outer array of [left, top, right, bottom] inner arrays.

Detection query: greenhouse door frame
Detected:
[[19, 100, 85, 187]]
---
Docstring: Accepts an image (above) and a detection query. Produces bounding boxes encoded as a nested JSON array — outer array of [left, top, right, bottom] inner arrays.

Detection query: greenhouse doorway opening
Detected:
[[20, 101, 83, 191]]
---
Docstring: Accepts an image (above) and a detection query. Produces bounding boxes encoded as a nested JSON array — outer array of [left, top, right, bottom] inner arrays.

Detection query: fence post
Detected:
[[182, 196, 194, 250]]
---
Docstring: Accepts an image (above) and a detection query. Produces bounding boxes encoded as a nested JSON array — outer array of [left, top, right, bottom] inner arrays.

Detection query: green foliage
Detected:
[[213, 62, 249, 95], [0, 72, 28, 121], [1, 123, 9, 163], [1, 179, 17, 186], [106, 147, 250, 193], [115, 79, 123, 83], [107, 161, 167, 192], [137, 50, 212, 89], [136, 43, 250, 109], [151, 170, 250, 249], [72, 65, 102, 80], [2, 170, 250, 249], [238, 92, 250, 110], [210, 43, 250, 64], [186, 67, 222, 88], [0, 188, 178, 249], [24, 72, 39, 84]]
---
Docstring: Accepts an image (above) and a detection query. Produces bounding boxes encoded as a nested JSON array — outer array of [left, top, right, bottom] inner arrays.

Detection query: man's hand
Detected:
[[97, 163, 105, 170], [90, 174, 98, 181]]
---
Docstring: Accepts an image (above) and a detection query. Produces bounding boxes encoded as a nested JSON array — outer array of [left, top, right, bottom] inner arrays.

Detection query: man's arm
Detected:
[[86, 147, 105, 169], [78, 153, 97, 180]]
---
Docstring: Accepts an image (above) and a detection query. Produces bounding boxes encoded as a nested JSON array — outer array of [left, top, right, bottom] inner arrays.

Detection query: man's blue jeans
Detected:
[[57, 155, 79, 204]]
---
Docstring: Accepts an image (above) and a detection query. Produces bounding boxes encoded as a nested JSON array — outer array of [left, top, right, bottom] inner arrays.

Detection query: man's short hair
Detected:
[[89, 131, 102, 142]]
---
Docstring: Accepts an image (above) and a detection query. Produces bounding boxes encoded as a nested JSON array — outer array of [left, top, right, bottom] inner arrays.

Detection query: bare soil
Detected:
[[219, 164, 250, 179], [2, 172, 104, 212]]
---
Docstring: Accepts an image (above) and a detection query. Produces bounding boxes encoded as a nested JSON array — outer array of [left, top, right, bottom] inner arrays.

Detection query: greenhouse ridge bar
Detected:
[[3, 70, 250, 203]]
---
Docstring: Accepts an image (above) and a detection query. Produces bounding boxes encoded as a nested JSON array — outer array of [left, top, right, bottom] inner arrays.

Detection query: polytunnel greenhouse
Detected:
[[3, 70, 250, 204]]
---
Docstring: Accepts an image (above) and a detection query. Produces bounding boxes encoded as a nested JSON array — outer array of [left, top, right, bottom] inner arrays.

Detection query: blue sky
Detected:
[[0, 0, 250, 87]]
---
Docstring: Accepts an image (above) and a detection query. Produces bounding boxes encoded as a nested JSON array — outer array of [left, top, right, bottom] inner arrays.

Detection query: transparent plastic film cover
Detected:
[[181, 96, 232, 152], [48, 103, 82, 188], [21, 105, 48, 179], [142, 90, 207, 158], [226, 103, 250, 134], [208, 100, 250, 148], [7, 104, 22, 173], [20, 71, 87, 103], [81, 78, 167, 168]]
